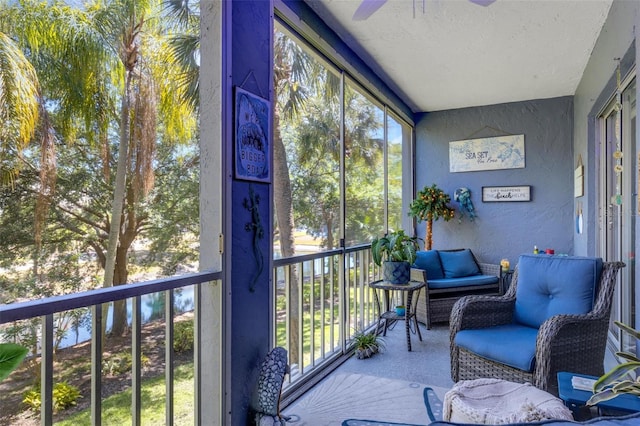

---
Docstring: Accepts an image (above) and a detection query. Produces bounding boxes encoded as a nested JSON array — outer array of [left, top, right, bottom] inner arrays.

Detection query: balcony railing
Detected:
[[2, 245, 386, 422], [0, 270, 221, 425], [273, 244, 381, 398]]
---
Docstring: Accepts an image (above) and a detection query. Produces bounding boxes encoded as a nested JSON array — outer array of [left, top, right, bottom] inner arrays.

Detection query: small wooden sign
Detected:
[[482, 186, 531, 202]]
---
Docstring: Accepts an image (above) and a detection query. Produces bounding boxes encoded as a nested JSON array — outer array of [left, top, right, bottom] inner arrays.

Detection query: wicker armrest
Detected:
[[410, 267, 427, 283], [477, 262, 501, 278], [534, 314, 610, 391], [450, 294, 515, 334]]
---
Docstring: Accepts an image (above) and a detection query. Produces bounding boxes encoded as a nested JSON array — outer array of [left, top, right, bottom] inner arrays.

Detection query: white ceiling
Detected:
[[304, 0, 613, 112]]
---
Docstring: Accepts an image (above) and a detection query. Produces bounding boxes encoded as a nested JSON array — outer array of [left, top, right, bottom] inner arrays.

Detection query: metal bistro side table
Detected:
[[369, 280, 425, 351]]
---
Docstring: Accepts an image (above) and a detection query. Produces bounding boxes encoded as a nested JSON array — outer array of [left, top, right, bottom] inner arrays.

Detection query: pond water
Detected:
[[58, 286, 195, 349]]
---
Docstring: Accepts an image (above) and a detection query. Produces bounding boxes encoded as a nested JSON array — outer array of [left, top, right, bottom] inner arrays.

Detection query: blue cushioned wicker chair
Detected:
[[450, 254, 625, 395]]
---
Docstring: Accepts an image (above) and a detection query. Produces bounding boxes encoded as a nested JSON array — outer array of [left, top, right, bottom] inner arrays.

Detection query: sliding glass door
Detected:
[[599, 77, 636, 352]]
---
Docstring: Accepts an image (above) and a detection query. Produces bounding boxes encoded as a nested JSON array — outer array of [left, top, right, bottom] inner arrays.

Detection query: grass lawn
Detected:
[[56, 363, 194, 425]]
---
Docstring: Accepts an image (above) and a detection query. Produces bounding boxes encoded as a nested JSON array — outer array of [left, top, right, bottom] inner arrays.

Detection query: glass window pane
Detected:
[[274, 26, 341, 257], [387, 114, 407, 232], [344, 81, 385, 246]]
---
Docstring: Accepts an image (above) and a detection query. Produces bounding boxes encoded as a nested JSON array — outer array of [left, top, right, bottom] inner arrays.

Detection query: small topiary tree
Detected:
[[408, 184, 455, 250]]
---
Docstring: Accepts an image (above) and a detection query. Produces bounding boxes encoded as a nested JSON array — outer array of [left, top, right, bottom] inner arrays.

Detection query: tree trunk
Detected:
[[273, 110, 300, 365], [103, 70, 132, 291], [325, 215, 334, 249], [109, 241, 131, 335], [273, 113, 295, 258], [426, 217, 433, 251]]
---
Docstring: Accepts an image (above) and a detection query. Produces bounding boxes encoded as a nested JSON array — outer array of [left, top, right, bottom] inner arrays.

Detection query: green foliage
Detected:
[[55, 363, 195, 425], [22, 389, 39, 411], [409, 184, 455, 250], [23, 382, 81, 413], [352, 330, 384, 359], [102, 351, 150, 376], [408, 184, 455, 223], [173, 320, 194, 353], [371, 230, 419, 266], [0, 0, 201, 336], [588, 321, 640, 405], [275, 28, 393, 250], [0, 343, 28, 382]]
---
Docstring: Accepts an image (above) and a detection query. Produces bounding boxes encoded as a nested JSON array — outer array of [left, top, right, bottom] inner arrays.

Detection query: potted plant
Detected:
[[587, 321, 640, 405], [409, 184, 455, 250], [353, 330, 385, 359], [371, 230, 419, 284]]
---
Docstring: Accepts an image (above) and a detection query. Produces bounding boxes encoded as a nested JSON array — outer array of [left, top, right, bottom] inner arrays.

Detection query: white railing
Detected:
[[273, 245, 381, 395]]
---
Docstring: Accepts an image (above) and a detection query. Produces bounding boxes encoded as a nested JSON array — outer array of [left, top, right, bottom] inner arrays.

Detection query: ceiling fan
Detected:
[[353, 0, 497, 21]]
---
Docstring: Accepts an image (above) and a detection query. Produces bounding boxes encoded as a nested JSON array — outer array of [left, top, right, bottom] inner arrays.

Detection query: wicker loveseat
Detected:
[[450, 254, 625, 396], [410, 249, 501, 329]]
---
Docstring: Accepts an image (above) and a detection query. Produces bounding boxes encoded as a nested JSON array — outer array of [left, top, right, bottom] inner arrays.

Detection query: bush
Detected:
[[102, 351, 150, 376], [23, 382, 81, 413], [173, 320, 194, 353]]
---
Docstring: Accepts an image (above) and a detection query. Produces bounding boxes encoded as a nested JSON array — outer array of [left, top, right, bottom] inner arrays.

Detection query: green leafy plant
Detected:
[[587, 321, 640, 405], [408, 184, 455, 250], [173, 320, 194, 353], [102, 351, 150, 376], [23, 382, 81, 413], [352, 330, 385, 359], [0, 343, 28, 382], [371, 230, 419, 266]]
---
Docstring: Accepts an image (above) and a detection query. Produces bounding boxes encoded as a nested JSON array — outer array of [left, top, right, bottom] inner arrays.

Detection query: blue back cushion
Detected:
[[514, 254, 603, 328], [439, 249, 480, 278], [413, 250, 444, 280]]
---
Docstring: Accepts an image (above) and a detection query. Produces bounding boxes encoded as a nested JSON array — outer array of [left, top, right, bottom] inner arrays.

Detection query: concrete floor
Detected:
[[330, 321, 455, 390], [282, 321, 453, 424]]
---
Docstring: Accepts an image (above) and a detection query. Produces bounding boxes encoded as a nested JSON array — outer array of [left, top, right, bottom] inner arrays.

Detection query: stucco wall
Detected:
[[414, 97, 573, 266]]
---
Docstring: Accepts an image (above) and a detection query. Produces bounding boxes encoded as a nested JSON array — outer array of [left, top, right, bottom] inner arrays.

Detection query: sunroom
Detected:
[[1, 0, 639, 425]]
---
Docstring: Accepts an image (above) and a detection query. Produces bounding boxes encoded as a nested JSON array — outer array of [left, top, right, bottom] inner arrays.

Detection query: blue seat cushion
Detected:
[[439, 249, 480, 278], [428, 275, 498, 289], [413, 250, 444, 280], [514, 255, 603, 328], [454, 324, 539, 372]]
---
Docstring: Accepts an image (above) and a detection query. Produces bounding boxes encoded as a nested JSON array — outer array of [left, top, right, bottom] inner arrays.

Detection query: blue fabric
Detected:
[[514, 255, 603, 328], [439, 249, 480, 278], [413, 250, 444, 280], [428, 275, 498, 289], [429, 411, 640, 425], [454, 324, 539, 371]]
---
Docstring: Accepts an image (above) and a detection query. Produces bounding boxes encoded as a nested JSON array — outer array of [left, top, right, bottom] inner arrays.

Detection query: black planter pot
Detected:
[[383, 261, 411, 284]]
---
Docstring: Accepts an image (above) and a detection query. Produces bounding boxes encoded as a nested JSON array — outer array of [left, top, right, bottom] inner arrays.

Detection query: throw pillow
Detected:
[[413, 250, 444, 280], [439, 249, 480, 278]]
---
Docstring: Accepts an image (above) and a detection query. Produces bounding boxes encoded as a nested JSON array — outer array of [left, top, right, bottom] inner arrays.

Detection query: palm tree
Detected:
[[0, 32, 40, 188], [1, 0, 199, 335]]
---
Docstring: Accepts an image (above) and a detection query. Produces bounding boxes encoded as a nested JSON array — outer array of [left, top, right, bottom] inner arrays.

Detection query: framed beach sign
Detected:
[[234, 87, 271, 183], [482, 186, 531, 202], [449, 134, 525, 173]]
